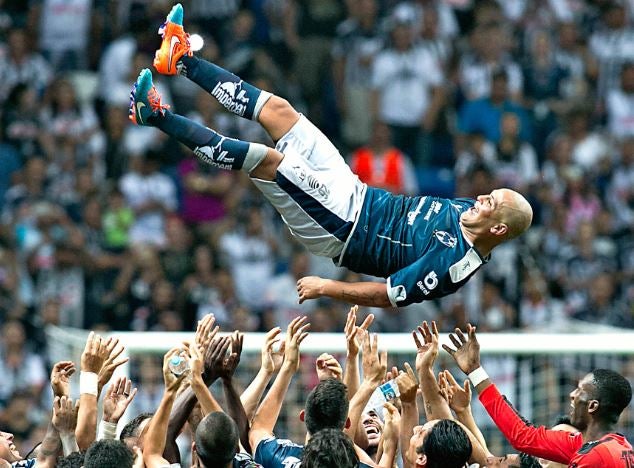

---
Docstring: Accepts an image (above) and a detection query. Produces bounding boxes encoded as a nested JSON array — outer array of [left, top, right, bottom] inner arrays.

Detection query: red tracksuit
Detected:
[[479, 384, 634, 467]]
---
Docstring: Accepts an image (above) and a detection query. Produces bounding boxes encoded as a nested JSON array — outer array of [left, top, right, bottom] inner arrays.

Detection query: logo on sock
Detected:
[[194, 139, 235, 170], [211, 80, 250, 117]]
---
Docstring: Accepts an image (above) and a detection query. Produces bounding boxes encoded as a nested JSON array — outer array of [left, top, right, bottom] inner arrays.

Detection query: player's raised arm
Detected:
[[297, 276, 391, 308]]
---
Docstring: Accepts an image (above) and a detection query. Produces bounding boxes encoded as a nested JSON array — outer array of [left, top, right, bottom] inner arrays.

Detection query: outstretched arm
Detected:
[[297, 277, 390, 308]]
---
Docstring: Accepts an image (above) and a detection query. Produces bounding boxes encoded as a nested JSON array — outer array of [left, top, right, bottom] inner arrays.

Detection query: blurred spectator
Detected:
[[459, 69, 532, 144], [0, 320, 46, 404], [349, 120, 419, 195], [332, 0, 383, 147], [606, 61, 634, 139], [493, 112, 539, 190], [371, 8, 445, 163], [607, 138, 634, 231], [119, 151, 177, 247], [0, 27, 51, 103]]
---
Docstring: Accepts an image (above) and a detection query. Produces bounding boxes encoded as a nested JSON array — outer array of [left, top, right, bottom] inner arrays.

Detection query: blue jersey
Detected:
[[339, 187, 488, 307], [254, 437, 373, 468]]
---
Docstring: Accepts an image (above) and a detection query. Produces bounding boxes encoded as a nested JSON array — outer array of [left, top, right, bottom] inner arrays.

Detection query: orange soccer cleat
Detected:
[[153, 3, 192, 75]]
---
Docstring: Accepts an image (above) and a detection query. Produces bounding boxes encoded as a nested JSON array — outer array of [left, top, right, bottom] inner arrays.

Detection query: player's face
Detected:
[[569, 374, 596, 430], [0, 431, 21, 462], [407, 420, 439, 468], [485, 453, 521, 467], [362, 410, 383, 447], [460, 190, 504, 229]]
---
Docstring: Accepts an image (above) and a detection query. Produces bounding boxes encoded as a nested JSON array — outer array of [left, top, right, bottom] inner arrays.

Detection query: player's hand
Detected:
[[98, 338, 129, 392], [52, 396, 79, 435], [162, 347, 189, 393], [315, 353, 343, 381], [442, 323, 481, 375], [412, 321, 439, 373], [261, 327, 285, 374], [103, 377, 137, 424], [344, 305, 374, 358], [438, 370, 471, 415], [297, 276, 325, 304], [395, 363, 418, 404], [51, 361, 76, 398], [382, 402, 401, 448], [80, 332, 109, 373], [283, 316, 310, 371], [195, 313, 219, 356], [361, 331, 387, 385], [214, 331, 243, 381], [204, 336, 231, 383]]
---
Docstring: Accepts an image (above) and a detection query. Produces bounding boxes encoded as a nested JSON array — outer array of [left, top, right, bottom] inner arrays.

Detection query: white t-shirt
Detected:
[[372, 45, 443, 126], [38, 0, 92, 53], [607, 88, 634, 139]]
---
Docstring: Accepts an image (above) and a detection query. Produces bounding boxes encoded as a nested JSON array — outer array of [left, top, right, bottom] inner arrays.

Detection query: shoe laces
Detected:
[[148, 86, 170, 114]]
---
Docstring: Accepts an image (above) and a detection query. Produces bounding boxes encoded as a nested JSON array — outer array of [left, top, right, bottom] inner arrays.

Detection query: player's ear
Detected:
[[299, 409, 305, 422], [345, 417, 351, 429], [490, 223, 508, 237], [588, 399, 600, 415]]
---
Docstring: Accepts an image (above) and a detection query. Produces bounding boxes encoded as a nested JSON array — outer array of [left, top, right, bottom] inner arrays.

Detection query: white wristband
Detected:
[[80, 371, 99, 396], [467, 367, 489, 387], [98, 420, 118, 440]]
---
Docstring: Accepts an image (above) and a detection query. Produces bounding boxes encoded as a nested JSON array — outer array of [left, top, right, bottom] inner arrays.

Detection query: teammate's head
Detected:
[[569, 369, 632, 430], [361, 409, 383, 454], [301, 428, 359, 468], [84, 439, 134, 468], [119, 412, 153, 450], [193, 412, 239, 468], [301, 378, 350, 435], [56, 451, 85, 468], [486, 452, 540, 467], [460, 188, 533, 244], [407, 419, 471, 468], [0, 431, 21, 462]]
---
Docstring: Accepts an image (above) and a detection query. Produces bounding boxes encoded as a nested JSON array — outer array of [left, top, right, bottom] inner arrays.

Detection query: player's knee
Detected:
[[263, 96, 298, 121]]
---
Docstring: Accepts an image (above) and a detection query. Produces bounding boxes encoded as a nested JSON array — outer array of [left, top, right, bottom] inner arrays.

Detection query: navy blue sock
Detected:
[[151, 110, 266, 171], [179, 55, 270, 120]]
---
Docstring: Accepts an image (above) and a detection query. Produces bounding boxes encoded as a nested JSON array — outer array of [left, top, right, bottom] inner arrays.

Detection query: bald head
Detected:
[[497, 189, 533, 240]]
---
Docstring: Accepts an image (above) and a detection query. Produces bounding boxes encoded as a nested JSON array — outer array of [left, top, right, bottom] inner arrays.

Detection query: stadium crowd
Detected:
[[1, 312, 631, 467], [1, 0, 634, 464]]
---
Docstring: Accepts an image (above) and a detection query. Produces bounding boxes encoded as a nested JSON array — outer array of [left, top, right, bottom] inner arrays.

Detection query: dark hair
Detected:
[[84, 440, 134, 468], [553, 415, 573, 427], [119, 412, 153, 441], [301, 428, 359, 468], [519, 452, 541, 468], [491, 67, 508, 83], [56, 451, 85, 468], [195, 412, 239, 466], [304, 379, 349, 435], [591, 369, 632, 424], [422, 419, 472, 468]]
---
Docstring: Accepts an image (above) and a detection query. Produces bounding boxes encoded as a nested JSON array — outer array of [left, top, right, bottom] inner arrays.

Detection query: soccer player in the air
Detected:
[[129, 3, 533, 309]]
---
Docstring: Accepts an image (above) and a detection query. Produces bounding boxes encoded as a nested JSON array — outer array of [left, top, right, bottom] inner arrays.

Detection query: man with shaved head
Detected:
[[130, 3, 533, 308]]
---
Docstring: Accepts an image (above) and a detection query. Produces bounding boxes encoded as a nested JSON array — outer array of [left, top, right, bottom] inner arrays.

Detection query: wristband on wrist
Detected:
[[467, 367, 489, 387], [98, 420, 118, 440], [80, 371, 99, 396]]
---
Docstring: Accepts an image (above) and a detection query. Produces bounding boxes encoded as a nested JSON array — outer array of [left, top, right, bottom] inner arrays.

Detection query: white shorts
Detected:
[[251, 115, 366, 258]]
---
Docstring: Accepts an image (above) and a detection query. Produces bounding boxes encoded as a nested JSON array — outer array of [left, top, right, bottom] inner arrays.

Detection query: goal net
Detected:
[[46, 326, 634, 459]]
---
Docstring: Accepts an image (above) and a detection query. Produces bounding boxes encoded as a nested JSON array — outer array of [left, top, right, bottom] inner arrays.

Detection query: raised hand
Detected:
[[315, 353, 343, 381], [395, 363, 418, 404], [162, 347, 189, 392], [344, 305, 374, 357], [51, 361, 76, 398], [188, 342, 205, 378], [195, 314, 219, 355], [210, 331, 243, 381], [204, 336, 231, 383], [284, 316, 311, 371], [52, 396, 79, 435], [361, 331, 387, 384], [98, 338, 129, 392], [382, 401, 401, 444], [103, 377, 137, 424], [438, 370, 471, 415], [81, 332, 110, 373], [297, 276, 325, 304], [261, 327, 285, 374], [412, 321, 439, 373], [442, 324, 481, 375]]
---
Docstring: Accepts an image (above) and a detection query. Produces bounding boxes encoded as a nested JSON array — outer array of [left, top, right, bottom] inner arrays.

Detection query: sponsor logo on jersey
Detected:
[[424, 200, 443, 221], [452, 203, 464, 211], [434, 230, 457, 248], [293, 166, 330, 199], [416, 271, 438, 295], [281, 457, 301, 468], [211, 80, 249, 116], [194, 138, 235, 170], [407, 197, 426, 225]]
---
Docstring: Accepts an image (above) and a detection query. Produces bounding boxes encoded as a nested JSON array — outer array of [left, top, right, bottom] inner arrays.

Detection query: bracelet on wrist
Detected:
[[79, 371, 99, 396], [467, 367, 489, 387]]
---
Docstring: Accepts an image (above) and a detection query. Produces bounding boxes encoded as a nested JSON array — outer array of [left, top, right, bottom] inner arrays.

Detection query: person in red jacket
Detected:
[[443, 325, 633, 468], [349, 120, 419, 195]]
